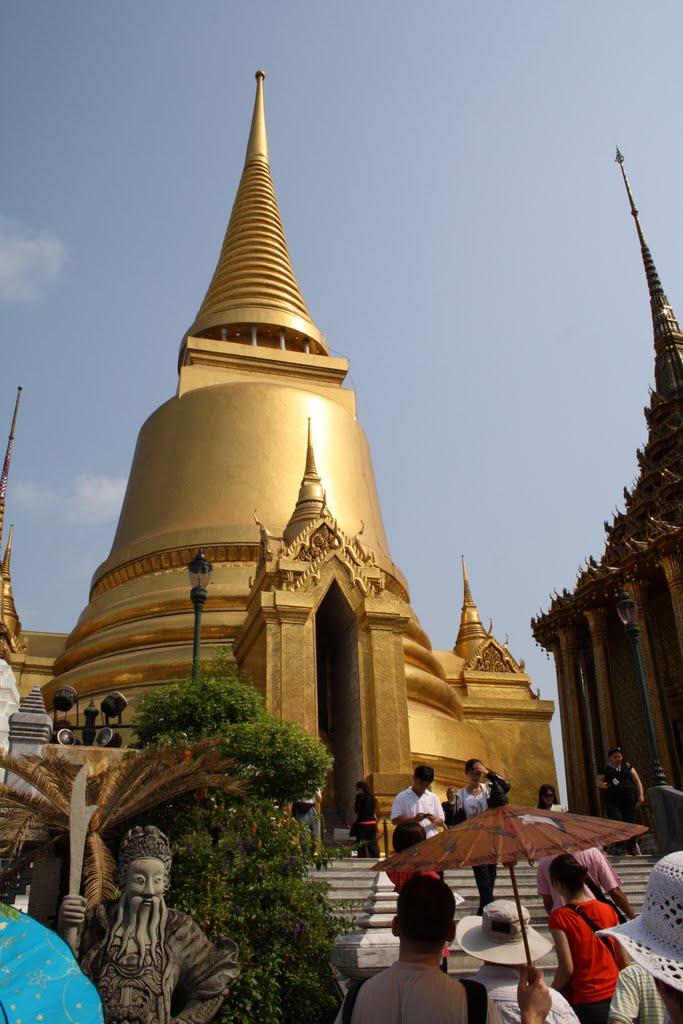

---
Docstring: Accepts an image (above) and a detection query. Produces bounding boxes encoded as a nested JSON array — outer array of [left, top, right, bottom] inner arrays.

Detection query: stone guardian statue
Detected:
[[59, 825, 239, 1024]]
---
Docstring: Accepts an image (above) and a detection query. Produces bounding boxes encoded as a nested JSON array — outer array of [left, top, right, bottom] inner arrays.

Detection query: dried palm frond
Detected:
[[83, 831, 118, 908], [0, 738, 245, 906]]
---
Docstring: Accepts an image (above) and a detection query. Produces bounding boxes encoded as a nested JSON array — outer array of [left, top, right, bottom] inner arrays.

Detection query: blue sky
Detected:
[[3, 3, 683, 796]]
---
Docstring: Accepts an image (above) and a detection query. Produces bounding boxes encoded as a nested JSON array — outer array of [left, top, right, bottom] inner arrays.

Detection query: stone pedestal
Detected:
[[0, 659, 20, 751], [648, 785, 683, 855]]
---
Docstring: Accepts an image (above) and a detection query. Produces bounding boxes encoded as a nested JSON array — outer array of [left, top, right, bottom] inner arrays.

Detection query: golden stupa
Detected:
[[12, 73, 556, 818]]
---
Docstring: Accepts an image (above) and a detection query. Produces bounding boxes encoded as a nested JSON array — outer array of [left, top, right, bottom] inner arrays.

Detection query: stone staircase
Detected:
[[313, 854, 659, 984]]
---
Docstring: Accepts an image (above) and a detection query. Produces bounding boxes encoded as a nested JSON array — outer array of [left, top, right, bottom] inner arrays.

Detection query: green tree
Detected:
[[134, 657, 332, 802]]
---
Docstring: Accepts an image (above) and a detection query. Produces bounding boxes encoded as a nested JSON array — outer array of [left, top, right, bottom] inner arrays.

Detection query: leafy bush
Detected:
[[133, 658, 333, 803], [157, 796, 343, 1024]]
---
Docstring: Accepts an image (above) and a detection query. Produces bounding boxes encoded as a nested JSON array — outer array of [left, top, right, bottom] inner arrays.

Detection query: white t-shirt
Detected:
[[334, 961, 504, 1024], [465, 964, 579, 1024], [458, 786, 489, 819], [391, 787, 443, 839]]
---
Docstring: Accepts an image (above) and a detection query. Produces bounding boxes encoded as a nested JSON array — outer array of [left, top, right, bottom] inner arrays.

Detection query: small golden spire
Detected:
[[454, 555, 487, 661], [185, 72, 326, 354], [616, 148, 683, 395], [1, 523, 21, 649], [283, 420, 326, 547]]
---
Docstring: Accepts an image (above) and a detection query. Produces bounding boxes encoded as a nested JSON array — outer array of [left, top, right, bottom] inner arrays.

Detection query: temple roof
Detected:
[[185, 71, 326, 354], [617, 149, 683, 398], [531, 157, 683, 641]]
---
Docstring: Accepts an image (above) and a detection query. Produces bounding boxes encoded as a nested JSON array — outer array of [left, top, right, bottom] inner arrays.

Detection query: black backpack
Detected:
[[340, 975, 488, 1023]]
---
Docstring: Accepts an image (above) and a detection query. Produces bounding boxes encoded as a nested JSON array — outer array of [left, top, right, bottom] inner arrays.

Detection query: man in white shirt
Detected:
[[336, 876, 552, 1024], [391, 765, 444, 839], [457, 899, 579, 1024]]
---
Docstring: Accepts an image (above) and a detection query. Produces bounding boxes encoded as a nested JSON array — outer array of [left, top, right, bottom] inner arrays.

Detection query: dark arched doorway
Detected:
[[315, 580, 363, 822]]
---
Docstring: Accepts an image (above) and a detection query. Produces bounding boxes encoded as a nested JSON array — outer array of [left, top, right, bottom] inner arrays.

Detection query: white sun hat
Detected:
[[598, 851, 683, 994], [456, 900, 552, 965]]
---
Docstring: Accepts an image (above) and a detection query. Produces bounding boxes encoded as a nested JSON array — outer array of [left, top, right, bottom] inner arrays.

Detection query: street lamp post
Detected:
[[188, 549, 213, 681], [616, 589, 668, 787]]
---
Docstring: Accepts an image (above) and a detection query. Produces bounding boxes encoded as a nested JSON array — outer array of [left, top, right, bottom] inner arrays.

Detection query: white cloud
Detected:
[[14, 474, 126, 525], [0, 214, 68, 302]]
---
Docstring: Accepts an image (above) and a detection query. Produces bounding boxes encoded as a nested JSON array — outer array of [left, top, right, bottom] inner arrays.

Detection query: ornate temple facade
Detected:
[[532, 154, 683, 812], [5, 73, 556, 820]]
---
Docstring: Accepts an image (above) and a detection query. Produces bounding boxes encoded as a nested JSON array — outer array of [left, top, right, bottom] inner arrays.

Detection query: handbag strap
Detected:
[[567, 904, 619, 966], [583, 875, 627, 924]]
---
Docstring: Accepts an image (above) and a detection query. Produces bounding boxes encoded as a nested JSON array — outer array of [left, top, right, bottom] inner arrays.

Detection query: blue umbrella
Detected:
[[0, 901, 103, 1024]]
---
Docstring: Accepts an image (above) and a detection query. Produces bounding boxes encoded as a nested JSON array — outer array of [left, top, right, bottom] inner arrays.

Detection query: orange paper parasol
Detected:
[[374, 805, 648, 966]]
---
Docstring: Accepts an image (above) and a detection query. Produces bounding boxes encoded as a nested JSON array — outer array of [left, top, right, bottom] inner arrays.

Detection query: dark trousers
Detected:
[[606, 802, 638, 854], [573, 1000, 612, 1024], [355, 824, 380, 859], [473, 864, 497, 914]]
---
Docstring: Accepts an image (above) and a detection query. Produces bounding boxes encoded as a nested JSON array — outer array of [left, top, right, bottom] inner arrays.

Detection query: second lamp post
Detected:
[[188, 548, 213, 681]]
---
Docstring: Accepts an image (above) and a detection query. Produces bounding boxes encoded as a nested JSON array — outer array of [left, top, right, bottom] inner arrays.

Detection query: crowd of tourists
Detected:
[[333, 747, 683, 1024]]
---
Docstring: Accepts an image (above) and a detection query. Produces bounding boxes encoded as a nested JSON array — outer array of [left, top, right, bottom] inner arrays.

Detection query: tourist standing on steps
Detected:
[[548, 854, 624, 1024], [454, 759, 511, 914], [596, 747, 644, 856], [350, 781, 379, 858], [391, 765, 444, 839], [443, 786, 459, 828], [538, 784, 568, 812]]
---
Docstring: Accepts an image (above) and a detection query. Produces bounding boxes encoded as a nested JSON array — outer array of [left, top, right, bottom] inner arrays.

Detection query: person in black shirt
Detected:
[[442, 786, 459, 828], [596, 746, 645, 855], [350, 781, 379, 858]]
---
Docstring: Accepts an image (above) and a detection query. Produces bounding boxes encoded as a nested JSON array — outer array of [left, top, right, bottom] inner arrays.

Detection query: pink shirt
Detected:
[[536, 846, 622, 911]]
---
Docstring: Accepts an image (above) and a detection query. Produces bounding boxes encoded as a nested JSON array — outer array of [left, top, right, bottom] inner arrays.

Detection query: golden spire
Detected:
[[454, 555, 487, 661], [185, 71, 326, 354], [282, 420, 326, 547], [1, 524, 21, 647], [0, 387, 22, 556], [616, 148, 683, 396]]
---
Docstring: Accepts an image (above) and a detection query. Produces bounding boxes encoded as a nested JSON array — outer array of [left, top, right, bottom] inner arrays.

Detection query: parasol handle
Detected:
[[507, 863, 533, 968]]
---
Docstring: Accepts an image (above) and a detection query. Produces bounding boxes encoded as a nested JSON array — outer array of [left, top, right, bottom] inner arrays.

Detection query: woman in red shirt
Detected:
[[548, 853, 623, 1024]]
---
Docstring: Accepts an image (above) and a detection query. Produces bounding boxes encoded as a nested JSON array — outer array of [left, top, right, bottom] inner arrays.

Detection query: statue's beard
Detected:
[[111, 894, 165, 957]]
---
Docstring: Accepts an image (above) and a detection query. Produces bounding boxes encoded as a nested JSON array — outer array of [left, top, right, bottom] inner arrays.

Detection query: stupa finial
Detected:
[[245, 70, 268, 165], [184, 73, 326, 355], [454, 555, 487, 661], [616, 148, 683, 396]]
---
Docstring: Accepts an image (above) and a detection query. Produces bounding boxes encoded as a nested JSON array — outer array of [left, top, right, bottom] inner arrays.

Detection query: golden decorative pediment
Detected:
[[467, 636, 522, 674]]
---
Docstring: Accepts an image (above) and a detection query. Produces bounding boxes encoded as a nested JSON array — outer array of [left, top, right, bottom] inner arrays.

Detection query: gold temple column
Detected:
[[557, 624, 592, 813], [629, 575, 677, 785], [583, 608, 616, 759]]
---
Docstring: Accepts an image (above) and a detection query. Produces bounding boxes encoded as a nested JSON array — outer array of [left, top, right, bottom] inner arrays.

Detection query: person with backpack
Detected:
[[335, 874, 551, 1024], [548, 854, 626, 1024]]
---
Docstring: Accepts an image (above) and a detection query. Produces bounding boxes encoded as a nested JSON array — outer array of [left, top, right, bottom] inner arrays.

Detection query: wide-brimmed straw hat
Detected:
[[598, 852, 683, 994], [456, 900, 552, 965]]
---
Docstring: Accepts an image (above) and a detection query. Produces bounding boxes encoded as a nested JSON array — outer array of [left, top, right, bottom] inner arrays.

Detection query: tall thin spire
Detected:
[[282, 420, 326, 547], [185, 71, 326, 354], [1, 524, 21, 648], [454, 556, 487, 662], [616, 148, 683, 396], [0, 387, 22, 554]]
